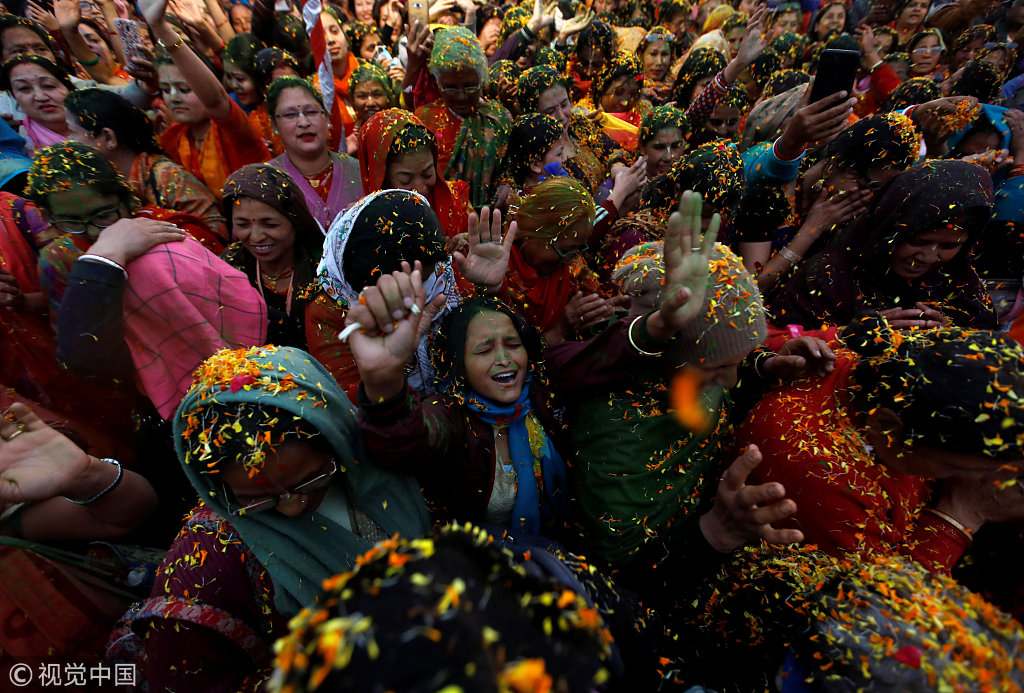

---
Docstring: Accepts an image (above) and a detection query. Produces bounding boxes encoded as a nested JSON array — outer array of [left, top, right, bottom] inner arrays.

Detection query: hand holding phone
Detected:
[[808, 49, 861, 104]]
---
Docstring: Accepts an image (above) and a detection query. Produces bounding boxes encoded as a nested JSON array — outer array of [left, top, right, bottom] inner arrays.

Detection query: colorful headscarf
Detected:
[[174, 345, 430, 614], [738, 83, 806, 151], [347, 60, 396, 105]]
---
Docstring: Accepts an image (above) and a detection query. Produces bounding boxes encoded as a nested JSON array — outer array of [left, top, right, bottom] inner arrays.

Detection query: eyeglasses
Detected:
[[911, 46, 942, 55], [549, 241, 589, 263], [223, 458, 337, 515], [48, 205, 124, 235], [274, 107, 326, 122], [438, 83, 481, 96], [984, 41, 1017, 50]]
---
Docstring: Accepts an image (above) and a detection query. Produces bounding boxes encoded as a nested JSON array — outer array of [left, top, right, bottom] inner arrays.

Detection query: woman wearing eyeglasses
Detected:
[[31, 142, 267, 421], [124, 344, 430, 692], [505, 176, 616, 343], [266, 76, 362, 231], [907, 29, 948, 79], [414, 26, 512, 209]]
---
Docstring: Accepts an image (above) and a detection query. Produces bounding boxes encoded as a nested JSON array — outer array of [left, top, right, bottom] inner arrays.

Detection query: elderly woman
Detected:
[[638, 104, 690, 179], [415, 26, 511, 209], [123, 345, 430, 691], [770, 160, 998, 330], [357, 108, 470, 239], [64, 88, 228, 243], [266, 76, 362, 231], [0, 53, 73, 153], [736, 315, 1024, 574], [221, 164, 326, 349]]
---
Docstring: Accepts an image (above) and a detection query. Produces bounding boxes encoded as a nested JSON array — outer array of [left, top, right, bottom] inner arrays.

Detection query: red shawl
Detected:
[[506, 245, 577, 333], [357, 108, 469, 239]]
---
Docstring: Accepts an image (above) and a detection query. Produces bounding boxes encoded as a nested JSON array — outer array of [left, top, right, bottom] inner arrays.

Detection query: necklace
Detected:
[[260, 266, 294, 292], [257, 260, 294, 315]]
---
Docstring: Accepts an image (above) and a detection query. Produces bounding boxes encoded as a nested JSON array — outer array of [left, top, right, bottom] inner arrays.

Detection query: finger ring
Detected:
[[4, 428, 24, 441]]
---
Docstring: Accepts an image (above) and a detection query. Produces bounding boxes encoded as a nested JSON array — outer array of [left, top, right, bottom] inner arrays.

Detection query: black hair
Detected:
[[342, 191, 447, 292], [223, 33, 267, 78], [0, 52, 73, 92], [64, 88, 161, 154], [823, 114, 917, 176], [845, 314, 1024, 459], [950, 59, 1002, 104], [430, 297, 544, 393]]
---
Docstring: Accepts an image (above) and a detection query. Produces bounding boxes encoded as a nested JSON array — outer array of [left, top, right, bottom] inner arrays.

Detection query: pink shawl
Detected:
[[122, 236, 267, 418]]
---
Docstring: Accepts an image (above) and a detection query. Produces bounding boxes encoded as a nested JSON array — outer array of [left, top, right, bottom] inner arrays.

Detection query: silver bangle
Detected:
[[777, 246, 802, 265], [63, 458, 123, 505], [627, 315, 663, 357]]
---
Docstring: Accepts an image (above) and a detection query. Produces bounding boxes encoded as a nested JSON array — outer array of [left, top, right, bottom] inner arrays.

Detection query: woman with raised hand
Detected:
[[141, 0, 269, 200]]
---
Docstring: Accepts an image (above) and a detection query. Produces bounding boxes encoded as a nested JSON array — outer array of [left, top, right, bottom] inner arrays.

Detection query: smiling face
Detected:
[[438, 67, 483, 118], [352, 79, 390, 124], [536, 85, 573, 133], [353, 0, 375, 22], [641, 39, 672, 81], [78, 23, 111, 65], [816, 4, 846, 35], [230, 196, 297, 269], [599, 73, 640, 112], [642, 126, 685, 177], [9, 63, 68, 129], [224, 61, 260, 106], [463, 311, 529, 404], [159, 63, 208, 127], [273, 86, 328, 158], [221, 439, 333, 517], [890, 224, 967, 280], [321, 12, 349, 67]]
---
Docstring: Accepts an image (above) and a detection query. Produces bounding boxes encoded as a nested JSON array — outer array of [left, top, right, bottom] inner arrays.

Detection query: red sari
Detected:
[[357, 108, 470, 239], [505, 245, 605, 334]]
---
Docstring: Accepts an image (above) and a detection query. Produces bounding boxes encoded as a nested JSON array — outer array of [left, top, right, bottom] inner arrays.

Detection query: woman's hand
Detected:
[[403, 20, 434, 84], [0, 270, 25, 311], [347, 264, 445, 400], [775, 90, 856, 159], [138, 0, 170, 29], [564, 292, 613, 332], [125, 45, 160, 96], [879, 302, 947, 329], [26, 0, 61, 32], [763, 337, 837, 380], [960, 148, 1013, 172], [0, 403, 94, 505], [933, 467, 1024, 533], [608, 156, 647, 215], [724, 3, 768, 80], [646, 190, 720, 341], [699, 444, 804, 552], [453, 206, 516, 292], [801, 187, 871, 236], [1003, 107, 1024, 163], [429, 0, 456, 21], [87, 217, 187, 267], [556, 7, 594, 42]]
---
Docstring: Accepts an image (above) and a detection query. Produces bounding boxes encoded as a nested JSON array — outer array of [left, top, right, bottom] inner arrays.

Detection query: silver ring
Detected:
[[4, 428, 24, 441]]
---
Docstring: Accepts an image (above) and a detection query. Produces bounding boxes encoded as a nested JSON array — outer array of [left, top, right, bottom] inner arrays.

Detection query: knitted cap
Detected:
[[672, 243, 767, 365], [613, 241, 665, 311]]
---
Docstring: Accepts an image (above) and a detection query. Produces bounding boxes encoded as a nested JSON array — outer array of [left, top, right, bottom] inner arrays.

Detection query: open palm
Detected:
[[454, 207, 516, 290], [0, 404, 90, 505], [657, 191, 720, 333]]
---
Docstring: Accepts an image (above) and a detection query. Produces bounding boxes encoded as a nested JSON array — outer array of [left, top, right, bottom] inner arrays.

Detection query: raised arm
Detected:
[[140, 0, 234, 120]]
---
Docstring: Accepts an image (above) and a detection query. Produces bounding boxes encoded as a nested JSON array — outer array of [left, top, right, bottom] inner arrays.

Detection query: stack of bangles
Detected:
[[777, 247, 802, 265]]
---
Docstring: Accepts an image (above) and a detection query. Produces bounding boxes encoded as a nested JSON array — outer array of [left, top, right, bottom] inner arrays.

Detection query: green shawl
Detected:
[[172, 345, 431, 614], [570, 372, 729, 568]]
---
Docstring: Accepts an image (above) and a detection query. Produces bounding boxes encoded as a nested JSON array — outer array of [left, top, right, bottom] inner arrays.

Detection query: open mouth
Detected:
[[297, 132, 317, 142], [250, 243, 274, 255], [491, 370, 517, 385]]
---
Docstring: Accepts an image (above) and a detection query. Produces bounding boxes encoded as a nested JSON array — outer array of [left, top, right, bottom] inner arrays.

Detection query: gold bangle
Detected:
[[924, 508, 973, 541], [158, 33, 185, 52], [627, 314, 663, 357]]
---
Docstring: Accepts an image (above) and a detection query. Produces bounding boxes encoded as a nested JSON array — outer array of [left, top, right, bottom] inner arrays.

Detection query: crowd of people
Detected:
[[0, 0, 1023, 687]]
